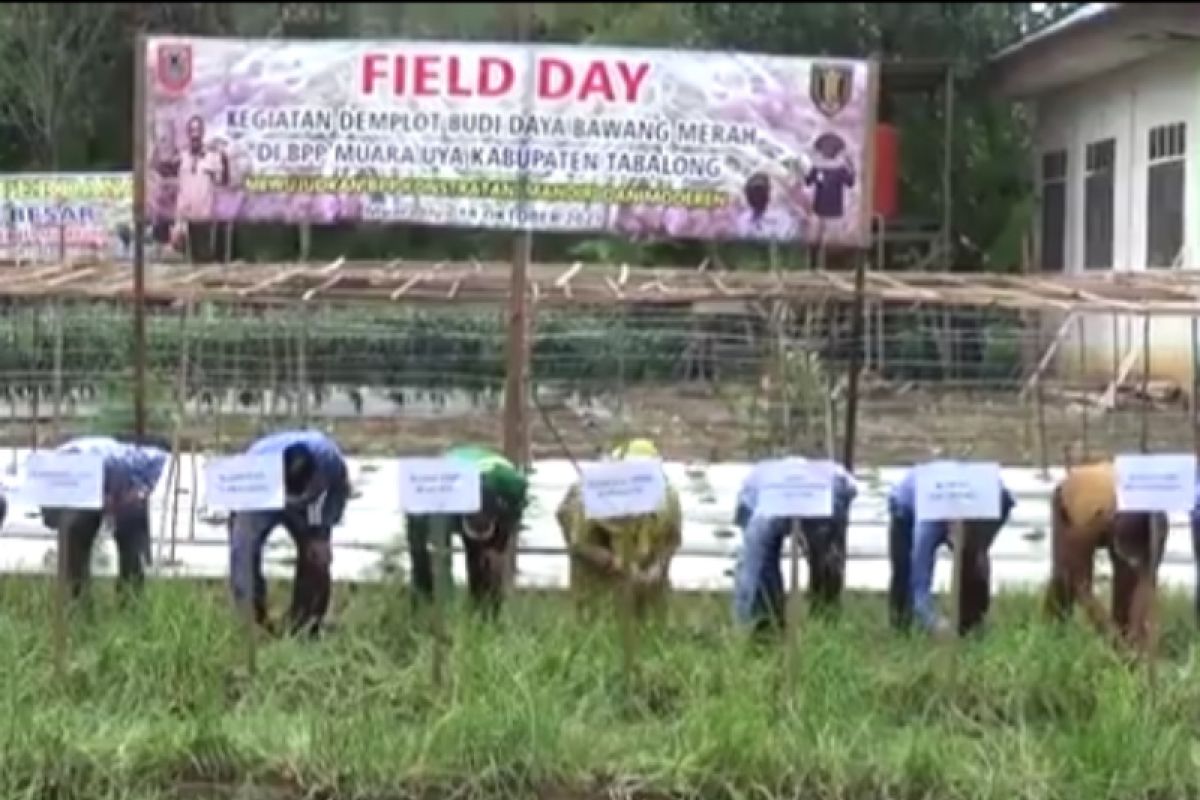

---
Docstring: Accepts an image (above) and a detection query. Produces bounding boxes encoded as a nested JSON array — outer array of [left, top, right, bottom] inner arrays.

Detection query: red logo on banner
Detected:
[[156, 42, 193, 93]]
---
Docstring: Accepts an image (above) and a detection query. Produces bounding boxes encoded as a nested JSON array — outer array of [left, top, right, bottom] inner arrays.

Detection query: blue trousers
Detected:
[[733, 512, 848, 633], [887, 504, 1003, 636], [228, 493, 343, 637]]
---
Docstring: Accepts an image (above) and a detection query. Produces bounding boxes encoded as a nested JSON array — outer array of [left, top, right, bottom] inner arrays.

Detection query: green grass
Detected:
[[2, 576, 1200, 800]]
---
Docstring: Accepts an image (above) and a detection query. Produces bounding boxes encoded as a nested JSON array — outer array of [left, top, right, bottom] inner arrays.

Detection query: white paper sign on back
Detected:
[[580, 460, 667, 520], [25, 451, 105, 509], [755, 458, 836, 518], [398, 458, 481, 515], [1115, 453, 1196, 513], [205, 454, 285, 512], [915, 461, 1002, 522]]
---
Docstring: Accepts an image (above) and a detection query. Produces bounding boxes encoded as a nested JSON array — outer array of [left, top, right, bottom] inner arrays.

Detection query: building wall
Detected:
[[1029, 47, 1200, 393]]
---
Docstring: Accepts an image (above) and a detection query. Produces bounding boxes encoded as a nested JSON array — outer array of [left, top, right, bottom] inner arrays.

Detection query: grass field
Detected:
[[3, 575, 1200, 800]]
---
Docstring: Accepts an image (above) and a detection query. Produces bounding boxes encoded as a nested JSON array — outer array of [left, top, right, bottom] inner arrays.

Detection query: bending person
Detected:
[[228, 429, 351, 638], [407, 444, 530, 617], [40, 434, 170, 602], [732, 458, 858, 633], [1046, 460, 1165, 648], [555, 438, 682, 621], [887, 463, 1016, 637]]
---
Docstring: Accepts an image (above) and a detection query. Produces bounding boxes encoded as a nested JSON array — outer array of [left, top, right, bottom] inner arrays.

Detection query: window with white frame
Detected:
[[1084, 138, 1115, 270], [1146, 121, 1185, 268], [1040, 150, 1067, 272]]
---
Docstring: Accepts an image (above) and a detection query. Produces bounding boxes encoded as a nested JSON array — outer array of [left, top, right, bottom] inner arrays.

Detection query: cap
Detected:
[[611, 438, 660, 461]]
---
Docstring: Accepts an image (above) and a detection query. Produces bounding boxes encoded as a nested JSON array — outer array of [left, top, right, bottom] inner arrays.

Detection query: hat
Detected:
[[611, 438, 660, 461]]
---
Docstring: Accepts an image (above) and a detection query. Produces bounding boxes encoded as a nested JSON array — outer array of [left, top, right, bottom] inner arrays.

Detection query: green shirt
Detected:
[[446, 445, 529, 509]]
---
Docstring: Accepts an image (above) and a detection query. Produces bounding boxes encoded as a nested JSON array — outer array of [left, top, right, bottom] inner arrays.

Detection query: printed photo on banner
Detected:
[[142, 38, 877, 247]]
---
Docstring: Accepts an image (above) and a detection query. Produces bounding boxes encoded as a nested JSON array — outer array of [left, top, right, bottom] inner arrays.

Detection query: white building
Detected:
[[990, 3, 1200, 389]]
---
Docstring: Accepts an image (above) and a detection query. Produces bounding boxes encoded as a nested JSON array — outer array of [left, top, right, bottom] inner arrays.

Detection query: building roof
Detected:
[[987, 3, 1199, 99], [991, 3, 1121, 63]]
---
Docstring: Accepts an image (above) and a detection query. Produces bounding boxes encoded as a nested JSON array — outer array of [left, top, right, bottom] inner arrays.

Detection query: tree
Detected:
[[0, 3, 119, 169]]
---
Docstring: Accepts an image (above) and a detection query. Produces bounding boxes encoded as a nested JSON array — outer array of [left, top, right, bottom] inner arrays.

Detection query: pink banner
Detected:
[[143, 37, 878, 247]]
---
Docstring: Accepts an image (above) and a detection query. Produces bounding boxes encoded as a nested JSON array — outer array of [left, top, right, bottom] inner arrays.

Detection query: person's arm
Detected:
[[909, 521, 945, 632], [640, 489, 683, 584], [557, 484, 619, 575], [216, 149, 230, 186], [841, 159, 856, 188]]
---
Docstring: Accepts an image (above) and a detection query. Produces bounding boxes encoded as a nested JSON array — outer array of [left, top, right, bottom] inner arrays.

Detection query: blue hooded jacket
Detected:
[[55, 436, 169, 502]]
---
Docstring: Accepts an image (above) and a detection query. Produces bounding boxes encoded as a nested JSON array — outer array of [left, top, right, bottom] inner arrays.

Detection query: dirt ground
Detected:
[[4, 381, 1187, 466]]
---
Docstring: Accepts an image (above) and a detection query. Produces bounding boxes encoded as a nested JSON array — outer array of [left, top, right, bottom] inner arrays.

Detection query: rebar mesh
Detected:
[[0, 294, 1191, 468]]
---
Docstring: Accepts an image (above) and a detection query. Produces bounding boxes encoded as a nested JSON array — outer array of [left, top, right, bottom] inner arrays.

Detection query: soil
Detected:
[[1, 382, 1189, 466]]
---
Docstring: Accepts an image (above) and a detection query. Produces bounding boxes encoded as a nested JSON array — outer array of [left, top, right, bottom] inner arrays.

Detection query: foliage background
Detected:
[[0, 2, 1084, 270]]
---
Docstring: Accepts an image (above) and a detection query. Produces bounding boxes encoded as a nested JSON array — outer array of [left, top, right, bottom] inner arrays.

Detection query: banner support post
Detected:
[[131, 33, 148, 440]]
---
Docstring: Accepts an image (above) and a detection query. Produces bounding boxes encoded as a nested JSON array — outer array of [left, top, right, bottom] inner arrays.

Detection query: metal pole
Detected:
[[132, 34, 148, 439]]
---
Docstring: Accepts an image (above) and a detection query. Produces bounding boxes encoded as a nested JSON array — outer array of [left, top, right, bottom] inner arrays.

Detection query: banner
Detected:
[[0, 173, 134, 263], [143, 37, 878, 247]]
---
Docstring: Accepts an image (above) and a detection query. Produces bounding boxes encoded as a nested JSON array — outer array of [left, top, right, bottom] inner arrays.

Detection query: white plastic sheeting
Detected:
[[0, 449, 1195, 594]]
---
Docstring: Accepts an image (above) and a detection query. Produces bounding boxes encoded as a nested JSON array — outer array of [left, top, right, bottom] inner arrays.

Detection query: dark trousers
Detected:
[[1046, 506, 1164, 646], [1191, 516, 1200, 625], [407, 513, 515, 618], [887, 508, 998, 636], [229, 510, 331, 637], [42, 504, 149, 601], [186, 221, 231, 264]]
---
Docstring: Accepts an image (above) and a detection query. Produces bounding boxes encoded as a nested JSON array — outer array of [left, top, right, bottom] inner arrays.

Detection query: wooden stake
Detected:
[[785, 518, 801, 686], [1192, 317, 1199, 458], [131, 33, 148, 440], [155, 453, 178, 569], [168, 302, 193, 564], [1077, 315, 1089, 461], [52, 523, 67, 683], [299, 310, 310, 427], [842, 254, 867, 471], [950, 519, 966, 638], [241, 524, 257, 677], [429, 514, 450, 690], [1140, 313, 1151, 453], [188, 447, 198, 542], [1035, 375, 1048, 478], [30, 308, 41, 452], [501, 0, 535, 594], [51, 301, 64, 443], [1144, 514, 1163, 689]]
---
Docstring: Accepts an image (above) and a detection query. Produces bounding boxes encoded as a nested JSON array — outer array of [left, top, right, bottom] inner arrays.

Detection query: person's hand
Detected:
[[631, 565, 661, 588]]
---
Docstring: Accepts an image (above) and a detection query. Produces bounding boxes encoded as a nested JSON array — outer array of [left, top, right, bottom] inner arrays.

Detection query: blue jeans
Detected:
[[887, 501, 1005, 636], [228, 484, 346, 636], [733, 511, 848, 633]]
